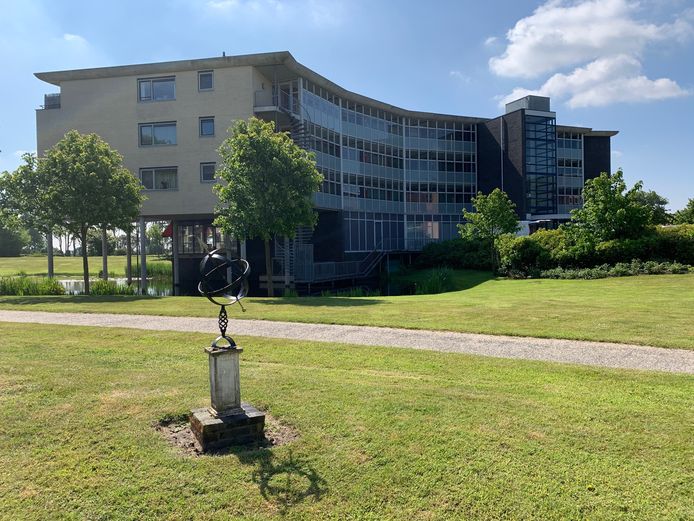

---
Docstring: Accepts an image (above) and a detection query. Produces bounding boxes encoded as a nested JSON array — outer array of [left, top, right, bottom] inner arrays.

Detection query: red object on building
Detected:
[[162, 222, 173, 238]]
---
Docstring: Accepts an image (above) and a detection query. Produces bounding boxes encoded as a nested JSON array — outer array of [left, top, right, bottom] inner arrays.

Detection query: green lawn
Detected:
[[0, 322, 691, 520], [1, 272, 693, 349], [0, 255, 162, 278]]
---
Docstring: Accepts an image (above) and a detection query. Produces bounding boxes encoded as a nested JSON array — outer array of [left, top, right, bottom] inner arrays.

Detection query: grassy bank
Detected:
[[1, 272, 693, 349], [0, 322, 691, 519]]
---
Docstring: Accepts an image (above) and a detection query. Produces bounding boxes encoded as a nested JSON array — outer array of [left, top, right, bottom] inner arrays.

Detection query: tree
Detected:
[[86, 228, 117, 256], [0, 222, 29, 256], [214, 117, 323, 296], [146, 222, 167, 255], [564, 170, 651, 243], [37, 131, 144, 293], [633, 189, 671, 225], [674, 198, 694, 225], [458, 188, 519, 270]]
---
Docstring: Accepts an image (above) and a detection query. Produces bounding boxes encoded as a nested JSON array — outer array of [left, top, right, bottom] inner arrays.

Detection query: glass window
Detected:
[[200, 162, 216, 182], [199, 117, 215, 137], [139, 123, 176, 146], [198, 70, 213, 91], [139, 167, 177, 190], [138, 77, 175, 101]]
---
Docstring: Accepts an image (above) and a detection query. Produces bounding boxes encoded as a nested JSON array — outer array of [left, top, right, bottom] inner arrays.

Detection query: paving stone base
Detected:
[[190, 403, 266, 451]]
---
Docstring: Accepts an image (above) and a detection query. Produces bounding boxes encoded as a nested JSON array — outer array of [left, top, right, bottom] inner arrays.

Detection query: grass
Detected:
[[1, 271, 693, 349], [0, 255, 169, 278], [0, 322, 691, 520]]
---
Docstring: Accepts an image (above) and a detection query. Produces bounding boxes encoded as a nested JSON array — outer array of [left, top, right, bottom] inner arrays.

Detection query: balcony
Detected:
[[42, 93, 61, 109]]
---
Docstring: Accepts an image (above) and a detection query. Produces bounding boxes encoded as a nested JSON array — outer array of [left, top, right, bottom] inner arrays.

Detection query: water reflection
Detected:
[[59, 278, 172, 296]]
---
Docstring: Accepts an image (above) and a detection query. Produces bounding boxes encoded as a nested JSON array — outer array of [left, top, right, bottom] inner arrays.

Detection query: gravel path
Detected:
[[1, 310, 692, 374]]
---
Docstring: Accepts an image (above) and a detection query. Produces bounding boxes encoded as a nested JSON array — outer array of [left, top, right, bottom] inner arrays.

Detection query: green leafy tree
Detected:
[[37, 131, 144, 293], [0, 222, 29, 256], [674, 198, 694, 225], [458, 188, 519, 270], [214, 117, 323, 296], [633, 189, 671, 225], [564, 170, 651, 243], [86, 228, 117, 256], [146, 222, 167, 255]]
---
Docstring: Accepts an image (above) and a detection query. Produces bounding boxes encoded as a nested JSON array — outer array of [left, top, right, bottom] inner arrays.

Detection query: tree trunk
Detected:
[[264, 238, 274, 297], [80, 227, 90, 295], [46, 230, 54, 278], [126, 228, 132, 285], [101, 227, 108, 280]]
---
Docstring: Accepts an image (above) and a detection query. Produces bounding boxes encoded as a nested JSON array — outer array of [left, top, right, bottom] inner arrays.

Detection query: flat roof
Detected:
[[35, 51, 617, 135]]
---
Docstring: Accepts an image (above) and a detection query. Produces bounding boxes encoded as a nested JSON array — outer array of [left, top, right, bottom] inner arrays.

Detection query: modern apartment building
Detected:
[[35, 51, 617, 294]]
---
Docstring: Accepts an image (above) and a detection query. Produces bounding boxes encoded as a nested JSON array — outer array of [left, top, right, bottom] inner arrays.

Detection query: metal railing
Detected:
[[42, 93, 61, 109]]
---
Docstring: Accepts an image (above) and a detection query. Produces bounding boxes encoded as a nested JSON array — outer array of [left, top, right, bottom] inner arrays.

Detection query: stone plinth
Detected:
[[207, 346, 242, 417], [190, 404, 266, 451]]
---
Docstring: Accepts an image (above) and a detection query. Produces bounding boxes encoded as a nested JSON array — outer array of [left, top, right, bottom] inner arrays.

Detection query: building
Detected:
[[35, 51, 617, 294]]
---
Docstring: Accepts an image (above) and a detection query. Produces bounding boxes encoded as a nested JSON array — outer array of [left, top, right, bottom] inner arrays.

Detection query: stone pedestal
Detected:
[[191, 346, 265, 451]]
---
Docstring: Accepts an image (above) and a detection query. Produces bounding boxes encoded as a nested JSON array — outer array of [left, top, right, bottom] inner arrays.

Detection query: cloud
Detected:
[[63, 33, 87, 45], [490, 0, 691, 79], [498, 53, 689, 108], [205, 0, 342, 27], [492, 0, 692, 108], [449, 70, 471, 84], [484, 36, 498, 47], [612, 149, 623, 159]]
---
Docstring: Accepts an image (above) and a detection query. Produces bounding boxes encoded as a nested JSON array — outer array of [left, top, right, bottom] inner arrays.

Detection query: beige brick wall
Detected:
[[36, 65, 271, 218]]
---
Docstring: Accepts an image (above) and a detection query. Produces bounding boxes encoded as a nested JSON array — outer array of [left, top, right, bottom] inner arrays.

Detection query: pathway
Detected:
[[1, 310, 692, 374]]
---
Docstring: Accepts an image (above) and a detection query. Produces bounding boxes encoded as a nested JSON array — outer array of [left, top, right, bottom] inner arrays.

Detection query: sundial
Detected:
[[198, 248, 250, 349]]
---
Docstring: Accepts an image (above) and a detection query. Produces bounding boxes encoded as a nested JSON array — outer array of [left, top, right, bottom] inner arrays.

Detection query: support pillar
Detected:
[[284, 236, 290, 291], [139, 217, 147, 294], [46, 230, 54, 279], [171, 221, 180, 296], [190, 345, 266, 451], [101, 227, 108, 280], [126, 228, 132, 285]]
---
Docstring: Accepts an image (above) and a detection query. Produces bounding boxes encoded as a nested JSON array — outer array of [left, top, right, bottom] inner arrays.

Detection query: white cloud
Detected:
[[205, 0, 342, 27], [498, 54, 689, 108], [490, 0, 691, 79], [612, 149, 623, 159], [492, 0, 692, 108], [449, 70, 471, 84], [63, 33, 87, 45], [484, 36, 498, 47]]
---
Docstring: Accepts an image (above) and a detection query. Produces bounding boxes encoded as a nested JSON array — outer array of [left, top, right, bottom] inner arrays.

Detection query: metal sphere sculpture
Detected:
[[198, 248, 250, 349]]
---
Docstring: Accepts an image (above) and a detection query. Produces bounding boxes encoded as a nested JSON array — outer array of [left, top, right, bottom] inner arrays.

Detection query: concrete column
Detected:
[[126, 228, 132, 285], [240, 239, 247, 259], [172, 221, 180, 296], [46, 230, 54, 278], [101, 227, 108, 280], [206, 346, 242, 417], [139, 217, 147, 294]]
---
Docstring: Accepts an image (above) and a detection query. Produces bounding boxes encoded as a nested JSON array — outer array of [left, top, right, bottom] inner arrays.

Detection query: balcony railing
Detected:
[[42, 93, 61, 109]]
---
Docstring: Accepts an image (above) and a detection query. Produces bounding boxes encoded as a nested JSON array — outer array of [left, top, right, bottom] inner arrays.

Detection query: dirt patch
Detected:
[[156, 412, 300, 457]]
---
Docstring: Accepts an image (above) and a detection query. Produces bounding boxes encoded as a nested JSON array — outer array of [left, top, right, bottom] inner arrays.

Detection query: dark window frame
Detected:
[[138, 166, 178, 191], [139, 122, 177, 146], [200, 162, 216, 183], [198, 70, 214, 91], [137, 76, 176, 102]]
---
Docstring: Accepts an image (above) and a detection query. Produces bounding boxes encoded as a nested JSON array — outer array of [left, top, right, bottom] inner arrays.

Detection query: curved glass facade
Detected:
[[301, 79, 475, 252]]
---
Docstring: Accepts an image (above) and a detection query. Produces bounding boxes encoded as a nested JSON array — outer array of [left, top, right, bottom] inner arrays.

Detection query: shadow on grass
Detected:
[[251, 296, 381, 307], [236, 448, 326, 511]]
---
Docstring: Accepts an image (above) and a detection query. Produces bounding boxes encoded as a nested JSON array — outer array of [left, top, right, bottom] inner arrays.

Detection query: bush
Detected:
[[89, 279, 136, 295], [498, 225, 694, 276], [539, 260, 692, 280], [0, 276, 65, 295], [417, 237, 492, 270], [123, 260, 172, 278], [415, 267, 456, 295]]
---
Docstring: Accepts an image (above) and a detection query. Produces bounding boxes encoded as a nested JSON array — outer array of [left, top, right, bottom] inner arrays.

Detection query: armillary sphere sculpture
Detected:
[[198, 248, 250, 349]]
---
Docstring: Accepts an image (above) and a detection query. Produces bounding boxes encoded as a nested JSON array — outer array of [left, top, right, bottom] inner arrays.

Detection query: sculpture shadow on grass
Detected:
[[236, 448, 327, 511]]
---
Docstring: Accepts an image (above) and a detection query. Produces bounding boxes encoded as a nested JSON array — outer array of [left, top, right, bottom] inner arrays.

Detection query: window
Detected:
[[138, 77, 175, 101], [200, 162, 216, 182], [199, 117, 215, 137], [139, 122, 176, 146], [198, 70, 213, 91], [139, 167, 178, 190]]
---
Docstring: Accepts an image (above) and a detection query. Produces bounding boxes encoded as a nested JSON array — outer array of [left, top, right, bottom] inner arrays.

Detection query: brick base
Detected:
[[190, 403, 266, 452]]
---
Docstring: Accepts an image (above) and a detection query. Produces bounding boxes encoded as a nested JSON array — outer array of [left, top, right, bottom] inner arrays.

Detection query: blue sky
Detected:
[[1, 0, 692, 209]]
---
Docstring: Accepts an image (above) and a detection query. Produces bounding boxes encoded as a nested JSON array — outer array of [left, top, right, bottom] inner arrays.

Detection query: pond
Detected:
[[59, 278, 173, 296]]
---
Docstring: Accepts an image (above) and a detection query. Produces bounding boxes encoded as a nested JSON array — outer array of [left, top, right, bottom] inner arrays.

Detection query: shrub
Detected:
[[417, 237, 492, 270], [539, 260, 692, 279], [415, 267, 456, 295], [123, 260, 172, 278], [89, 279, 136, 295], [0, 276, 65, 295]]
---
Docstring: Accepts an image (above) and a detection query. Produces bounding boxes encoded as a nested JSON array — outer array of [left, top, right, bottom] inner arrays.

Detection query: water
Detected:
[[59, 278, 173, 296]]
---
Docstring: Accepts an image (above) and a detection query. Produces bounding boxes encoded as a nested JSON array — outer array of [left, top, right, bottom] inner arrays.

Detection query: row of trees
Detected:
[[0, 131, 144, 293]]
